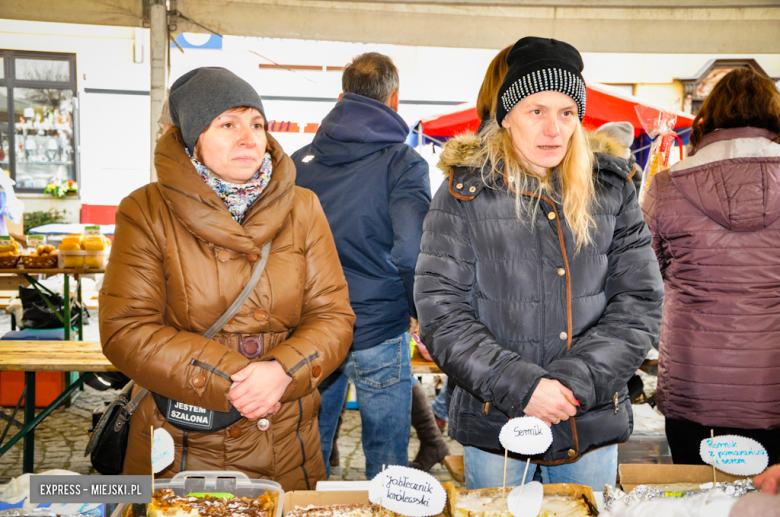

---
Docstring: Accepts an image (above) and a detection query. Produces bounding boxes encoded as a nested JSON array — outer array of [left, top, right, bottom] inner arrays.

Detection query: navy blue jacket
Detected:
[[292, 93, 431, 351]]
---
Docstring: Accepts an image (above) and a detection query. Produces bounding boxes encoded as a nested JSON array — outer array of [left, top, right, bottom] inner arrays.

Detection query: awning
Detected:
[[1, 1, 779, 53]]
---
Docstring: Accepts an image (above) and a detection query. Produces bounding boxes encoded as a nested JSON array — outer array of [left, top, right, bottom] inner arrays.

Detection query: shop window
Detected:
[[15, 58, 70, 82], [0, 50, 78, 192]]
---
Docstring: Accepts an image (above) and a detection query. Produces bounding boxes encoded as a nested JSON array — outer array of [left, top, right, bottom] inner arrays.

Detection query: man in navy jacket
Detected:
[[292, 52, 432, 479]]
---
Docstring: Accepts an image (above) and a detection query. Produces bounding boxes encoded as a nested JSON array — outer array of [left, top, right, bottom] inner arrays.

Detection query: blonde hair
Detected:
[[476, 118, 596, 251]]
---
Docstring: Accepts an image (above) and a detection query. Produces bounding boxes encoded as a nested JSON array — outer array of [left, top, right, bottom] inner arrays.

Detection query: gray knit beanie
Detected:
[[596, 122, 635, 149], [168, 67, 266, 152]]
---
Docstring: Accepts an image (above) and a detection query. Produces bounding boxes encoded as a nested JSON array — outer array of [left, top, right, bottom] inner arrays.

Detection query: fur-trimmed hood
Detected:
[[437, 130, 630, 177], [437, 133, 483, 175]]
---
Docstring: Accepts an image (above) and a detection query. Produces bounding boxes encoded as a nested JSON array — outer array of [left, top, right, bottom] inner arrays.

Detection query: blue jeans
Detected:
[[464, 444, 618, 490], [318, 332, 412, 479], [431, 377, 448, 422]]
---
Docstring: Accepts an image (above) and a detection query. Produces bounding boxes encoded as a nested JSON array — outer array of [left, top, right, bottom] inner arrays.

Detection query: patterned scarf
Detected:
[[187, 150, 273, 223]]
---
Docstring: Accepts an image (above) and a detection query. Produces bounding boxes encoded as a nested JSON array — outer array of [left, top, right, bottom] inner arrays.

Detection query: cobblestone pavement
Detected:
[[0, 315, 462, 485]]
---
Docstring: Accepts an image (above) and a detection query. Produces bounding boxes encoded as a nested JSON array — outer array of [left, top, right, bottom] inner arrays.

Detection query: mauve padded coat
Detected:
[[414, 133, 664, 464], [642, 126, 780, 430], [99, 128, 355, 490]]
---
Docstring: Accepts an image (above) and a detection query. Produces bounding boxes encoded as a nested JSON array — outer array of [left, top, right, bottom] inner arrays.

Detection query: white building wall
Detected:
[[0, 19, 150, 215]]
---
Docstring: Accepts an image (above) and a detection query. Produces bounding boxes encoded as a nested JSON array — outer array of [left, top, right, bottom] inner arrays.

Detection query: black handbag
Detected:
[[84, 241, 272, 473], [19, 285, 88, 329], [85, 380, 145, 474]]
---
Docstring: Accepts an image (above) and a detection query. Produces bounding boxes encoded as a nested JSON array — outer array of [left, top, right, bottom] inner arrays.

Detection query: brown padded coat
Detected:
[[641, 127, 780, 430], [99, 128, 355, 490]]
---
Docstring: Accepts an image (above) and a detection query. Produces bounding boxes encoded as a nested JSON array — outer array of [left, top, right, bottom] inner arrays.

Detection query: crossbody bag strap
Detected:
[[203, 241, 273, 340], [127, 240, 272, 415]]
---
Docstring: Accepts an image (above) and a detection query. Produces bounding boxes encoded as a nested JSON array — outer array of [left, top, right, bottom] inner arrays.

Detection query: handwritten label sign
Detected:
[[700, 435, 769, 476], [85, 226, 102, 237], [27, 235, 45, 248], [368, 466, 446, 517], [499, 417, 553, 456], [152, 428, 175, 474], [507, 481, 543, 517]]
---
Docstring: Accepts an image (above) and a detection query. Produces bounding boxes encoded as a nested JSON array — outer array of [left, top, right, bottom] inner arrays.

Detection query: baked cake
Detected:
[[446, 483, 595, 517], [149, 488, 276, 517], [284, 504, 383, 517]]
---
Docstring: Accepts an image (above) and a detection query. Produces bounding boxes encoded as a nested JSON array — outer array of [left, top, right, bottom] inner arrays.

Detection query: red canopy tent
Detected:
[[415, 82, 695, 142]]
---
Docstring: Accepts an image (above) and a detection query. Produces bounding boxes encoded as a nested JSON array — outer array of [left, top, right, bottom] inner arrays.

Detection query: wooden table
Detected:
[[0, 339, 444, 474], [411, 348, 442, 375], [0, 340, 115, 473]]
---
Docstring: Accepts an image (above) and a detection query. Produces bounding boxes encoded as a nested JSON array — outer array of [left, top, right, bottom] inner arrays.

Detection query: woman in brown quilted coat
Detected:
[[99, 68, 355, 490], [641, 68, 780, 466]]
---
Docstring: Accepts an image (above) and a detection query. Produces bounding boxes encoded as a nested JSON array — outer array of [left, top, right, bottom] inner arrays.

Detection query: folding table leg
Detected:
[[64, 274, 72, 407], [23, 372, 35, 474], [1, 373, 91, 467], [74, 275, 84, 341]]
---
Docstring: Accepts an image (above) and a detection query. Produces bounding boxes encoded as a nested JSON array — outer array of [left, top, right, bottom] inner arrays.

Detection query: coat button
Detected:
[[547, 212, 556, 220], [559, 332, 568, 340], [229, 426, 242, 438], [247, 254, 259, 262], [557, 268, 565, 276], [257, 419, 270, 431], [469, 186, 477, 193], [218, 250, 231, 262], [312, 365, 322, 378], [192, 374, 206, 387], [254, 309, 268, 322], [456, 183, 463, 189], [568, 449, 576, 458]]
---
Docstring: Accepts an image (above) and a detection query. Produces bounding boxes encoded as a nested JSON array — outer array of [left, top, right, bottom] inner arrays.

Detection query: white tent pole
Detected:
[[149, 0, 168, 182]]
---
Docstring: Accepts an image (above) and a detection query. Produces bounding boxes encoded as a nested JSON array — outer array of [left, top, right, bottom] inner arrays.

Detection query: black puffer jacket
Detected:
[[414, 133, 663, 464]]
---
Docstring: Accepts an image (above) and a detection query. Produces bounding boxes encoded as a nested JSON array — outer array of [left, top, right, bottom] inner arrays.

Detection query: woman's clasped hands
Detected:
[[524, 378, 578, 427], [228, 360, 292, 420]]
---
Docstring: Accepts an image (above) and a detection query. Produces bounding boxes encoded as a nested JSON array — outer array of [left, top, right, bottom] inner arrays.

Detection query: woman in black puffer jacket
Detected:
[[414, 37, 663, 490]]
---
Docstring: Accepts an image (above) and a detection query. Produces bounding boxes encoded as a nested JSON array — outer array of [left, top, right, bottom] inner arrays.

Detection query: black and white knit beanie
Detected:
[[496, 37, 586, 125]]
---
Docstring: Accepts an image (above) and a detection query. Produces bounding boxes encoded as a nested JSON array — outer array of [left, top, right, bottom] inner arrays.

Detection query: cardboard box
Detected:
[[619, 464, 744, 491], [284, 491, 370, 515]]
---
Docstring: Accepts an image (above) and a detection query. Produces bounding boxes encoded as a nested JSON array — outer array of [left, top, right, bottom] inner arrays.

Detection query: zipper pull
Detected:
[[613, 392, 619, 414]]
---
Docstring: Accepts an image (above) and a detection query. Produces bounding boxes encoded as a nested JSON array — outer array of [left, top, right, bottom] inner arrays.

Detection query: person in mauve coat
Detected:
[[641, 67, 780, 466], [99, 67, 355, 490]]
